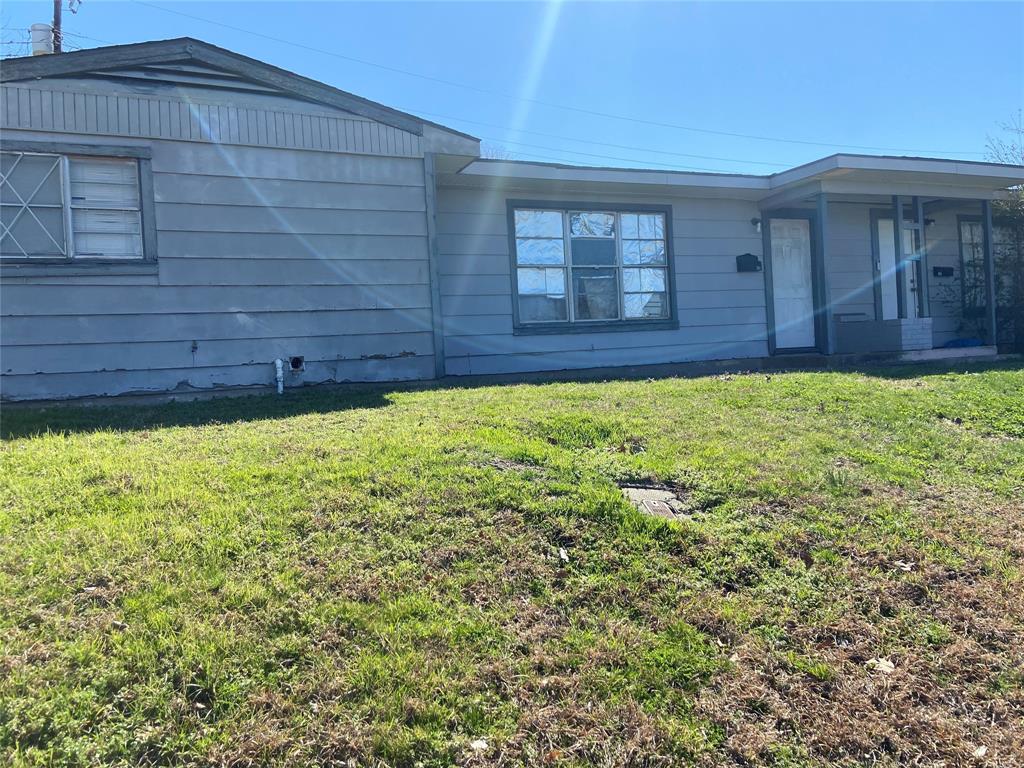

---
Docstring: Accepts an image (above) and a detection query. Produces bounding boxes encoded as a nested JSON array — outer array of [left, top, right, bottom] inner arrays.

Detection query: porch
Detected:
[[758, 157, 1009, 358]]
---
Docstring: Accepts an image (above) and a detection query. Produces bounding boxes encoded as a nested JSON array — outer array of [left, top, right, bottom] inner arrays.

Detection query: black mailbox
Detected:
[[933, 266, 954, 278], [736, 253, 762, 273]]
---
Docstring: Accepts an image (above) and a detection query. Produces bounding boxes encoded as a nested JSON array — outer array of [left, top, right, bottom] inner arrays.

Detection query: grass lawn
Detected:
[[1, 362, 1022, 767]]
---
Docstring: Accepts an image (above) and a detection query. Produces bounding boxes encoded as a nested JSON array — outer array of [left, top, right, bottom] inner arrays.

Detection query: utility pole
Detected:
[[52, 0, 62, 53]]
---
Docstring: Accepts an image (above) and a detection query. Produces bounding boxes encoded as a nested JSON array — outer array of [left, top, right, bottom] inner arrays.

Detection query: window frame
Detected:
[[506, 199, 678, 335], [957, 215, 986, 319], [1, 140, 156, 275]]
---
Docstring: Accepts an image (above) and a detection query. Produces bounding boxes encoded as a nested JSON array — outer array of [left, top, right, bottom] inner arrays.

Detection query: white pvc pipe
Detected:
[[274, 358, 284, 395]]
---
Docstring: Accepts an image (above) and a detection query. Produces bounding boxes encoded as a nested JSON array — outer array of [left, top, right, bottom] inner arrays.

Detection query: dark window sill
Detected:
[[513, 319, 679, 336], [1, 260, 158, 278]]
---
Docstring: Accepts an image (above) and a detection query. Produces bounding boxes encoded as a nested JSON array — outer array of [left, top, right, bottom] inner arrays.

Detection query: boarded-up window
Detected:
[[1, 151, 144, 260]]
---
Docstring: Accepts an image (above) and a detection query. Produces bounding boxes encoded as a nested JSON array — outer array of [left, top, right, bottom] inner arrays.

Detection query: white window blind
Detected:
[[69, 157, 143, 259]]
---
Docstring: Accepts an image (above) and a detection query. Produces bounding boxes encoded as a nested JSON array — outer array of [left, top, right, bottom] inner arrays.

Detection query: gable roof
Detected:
[[0, 37, 477, 140]]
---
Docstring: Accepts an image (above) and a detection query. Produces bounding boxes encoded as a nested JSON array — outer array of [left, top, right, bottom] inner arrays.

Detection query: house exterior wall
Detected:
[[435, 185, 769, 376], [826, 203, 877, 320], [1, 80, 437, 400]]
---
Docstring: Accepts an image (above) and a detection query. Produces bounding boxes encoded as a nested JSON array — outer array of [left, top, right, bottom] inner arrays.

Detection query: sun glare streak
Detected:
[[180, 94, 430, 337], [454, 0, 565, 345]]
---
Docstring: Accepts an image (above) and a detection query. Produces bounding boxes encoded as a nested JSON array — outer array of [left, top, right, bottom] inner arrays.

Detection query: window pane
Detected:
[[0, 152, 66, 258], [639, 240, 666, 264], [570, 212, 615, 238], [620, 213, 639, 239], [638, 213, 665, 239], [516, 237, 564, 265], [625, 292, 668, 319], [573, 268, 619, 320], [623, 268, 640, 293], [518, 267, 565, 296], [514, 209, 563, 238], [625, 269, 666, 296], [1, 204, 65, 257], [959, 221, 986, 312], [520, 294, 568, 322], [623, 239, 666, 265], [0, 152, 63, 207], [640, 267, 666, 292], [570, 238, 616, 265]]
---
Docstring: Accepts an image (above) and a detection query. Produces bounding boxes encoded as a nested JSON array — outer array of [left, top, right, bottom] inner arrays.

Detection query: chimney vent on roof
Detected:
[[31, 23, 54, 55]]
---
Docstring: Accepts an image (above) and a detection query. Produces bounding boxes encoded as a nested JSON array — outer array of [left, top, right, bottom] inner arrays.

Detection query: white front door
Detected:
[[770, 218, 816, 350], [876, 218, 918, 320]]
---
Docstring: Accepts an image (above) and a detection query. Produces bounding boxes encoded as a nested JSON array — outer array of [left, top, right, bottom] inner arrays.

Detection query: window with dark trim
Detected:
[[1, 150, 149, 261], [510, 203, 674, 331], [958, 217, 986, 317]]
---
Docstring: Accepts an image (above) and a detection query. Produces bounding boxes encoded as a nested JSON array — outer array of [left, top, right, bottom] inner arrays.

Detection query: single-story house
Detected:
[[2, 38, 1022, 401]]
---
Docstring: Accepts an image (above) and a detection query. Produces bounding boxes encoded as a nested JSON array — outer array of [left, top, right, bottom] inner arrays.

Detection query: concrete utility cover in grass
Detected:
[[622, 486, 688, 520]]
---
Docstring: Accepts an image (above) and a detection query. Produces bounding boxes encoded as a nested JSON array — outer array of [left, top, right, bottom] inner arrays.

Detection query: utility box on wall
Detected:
[[736, 253, 762, 273]]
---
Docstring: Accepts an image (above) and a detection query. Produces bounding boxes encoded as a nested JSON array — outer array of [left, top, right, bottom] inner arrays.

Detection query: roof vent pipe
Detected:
[[31, 23, 54, 55]]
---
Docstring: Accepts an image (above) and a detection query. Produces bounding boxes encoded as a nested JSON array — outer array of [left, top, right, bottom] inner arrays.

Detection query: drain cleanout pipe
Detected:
[[274, 358, 284, 395]]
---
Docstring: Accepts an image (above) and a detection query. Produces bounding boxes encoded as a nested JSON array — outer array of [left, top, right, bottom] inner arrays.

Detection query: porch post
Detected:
[[915, 196, 930, 317], [981, 199, 998, 346], [816, 193, 834, 354], [892, 195, 906, 318]]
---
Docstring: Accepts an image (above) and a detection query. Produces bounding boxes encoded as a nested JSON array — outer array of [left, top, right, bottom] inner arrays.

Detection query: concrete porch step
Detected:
[[897, 345, 999, 362]]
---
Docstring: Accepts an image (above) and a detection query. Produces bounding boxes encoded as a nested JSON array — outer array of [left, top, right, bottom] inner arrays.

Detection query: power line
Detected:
[[472, 134, 729, 172], [61, 29, 117, 45], [393, 106, 789, 168], [129, 0, 986, 157]]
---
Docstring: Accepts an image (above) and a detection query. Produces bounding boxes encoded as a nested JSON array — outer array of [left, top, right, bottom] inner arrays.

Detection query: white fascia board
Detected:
[[454, 156, 1024, 202], [769, 154, 1024, 191]]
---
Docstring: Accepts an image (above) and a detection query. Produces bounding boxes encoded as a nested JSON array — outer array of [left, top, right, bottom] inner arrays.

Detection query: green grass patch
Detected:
[[1, 361, 1022, 766]]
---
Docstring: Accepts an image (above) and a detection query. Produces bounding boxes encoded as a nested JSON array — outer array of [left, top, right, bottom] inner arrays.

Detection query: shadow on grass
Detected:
[[2, 358, 1020, 440], [846, 358, 1023, 380], [1, 386, 396, 439]]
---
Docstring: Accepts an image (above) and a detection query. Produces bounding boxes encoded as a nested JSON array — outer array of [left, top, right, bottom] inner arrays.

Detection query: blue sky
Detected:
[[2, 1, 1022, 174]]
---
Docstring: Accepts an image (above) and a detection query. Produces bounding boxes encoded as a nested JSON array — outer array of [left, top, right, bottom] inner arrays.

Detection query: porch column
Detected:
[[892, 195, 906, 318], [816, 193, 835, 354], [914, 196, 930, 317], [981, 199, 998, 345]]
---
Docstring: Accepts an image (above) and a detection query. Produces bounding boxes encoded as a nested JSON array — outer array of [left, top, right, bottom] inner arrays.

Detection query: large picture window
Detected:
[[1, 150, 146, 260], [511, 204, 673, 330]]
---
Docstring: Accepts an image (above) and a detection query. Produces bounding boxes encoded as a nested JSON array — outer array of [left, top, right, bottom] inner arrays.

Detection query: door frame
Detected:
[[762, 208, 825, 355], [869, 208, 893, 322], [870, 207, 924, 321]]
